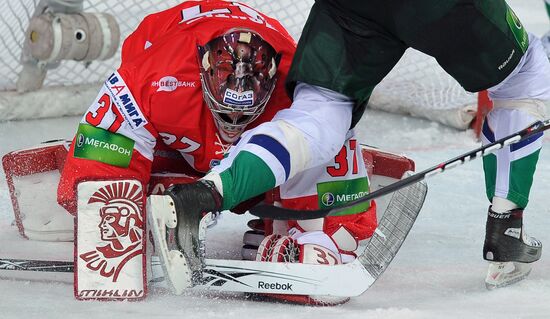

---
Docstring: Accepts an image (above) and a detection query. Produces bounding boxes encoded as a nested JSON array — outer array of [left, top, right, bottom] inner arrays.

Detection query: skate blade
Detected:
[[485, 261, 532, 290], [147, 195, 192, 295]]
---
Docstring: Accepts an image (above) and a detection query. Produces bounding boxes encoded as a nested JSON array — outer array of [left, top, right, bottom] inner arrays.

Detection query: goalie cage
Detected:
[[0, 0, 489, 132]]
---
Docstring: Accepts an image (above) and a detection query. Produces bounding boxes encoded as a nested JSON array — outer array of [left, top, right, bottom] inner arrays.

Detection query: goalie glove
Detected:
[[241, 218, 289, 261], [255, 228, 349, 306]]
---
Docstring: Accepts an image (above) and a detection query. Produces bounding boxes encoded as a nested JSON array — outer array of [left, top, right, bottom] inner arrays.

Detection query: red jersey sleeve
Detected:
[[57, 67, 158, 214]]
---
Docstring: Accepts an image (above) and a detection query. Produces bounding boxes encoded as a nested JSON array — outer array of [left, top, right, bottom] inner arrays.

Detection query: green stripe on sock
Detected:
[[219, 151, 276, 210], [546, 1, 550, 20], [506, 150, 540, 208], [483, 150, 541, 209], [483, 153, 497, 202]]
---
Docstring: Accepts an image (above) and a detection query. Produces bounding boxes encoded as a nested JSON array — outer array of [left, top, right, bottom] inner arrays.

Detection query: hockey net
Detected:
[[0, 0, 483, 130]]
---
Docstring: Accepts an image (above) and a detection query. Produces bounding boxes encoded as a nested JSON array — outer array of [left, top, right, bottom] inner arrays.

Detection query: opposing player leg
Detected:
[[405, 1, 550, 288], [201, 0, 407, 210], [481, 102, 546, 289], [482, 30, 550, 288], [203, 83, 354, 210]]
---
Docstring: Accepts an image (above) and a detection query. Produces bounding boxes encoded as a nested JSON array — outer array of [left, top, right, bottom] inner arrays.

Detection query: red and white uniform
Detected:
[[57, 1, 296, 214]]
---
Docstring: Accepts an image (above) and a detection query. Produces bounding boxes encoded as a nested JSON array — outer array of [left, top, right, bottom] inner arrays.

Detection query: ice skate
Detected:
[[485, 261, 533, 290], [483, 207, 542, 289], [148, 180, 222, 294]]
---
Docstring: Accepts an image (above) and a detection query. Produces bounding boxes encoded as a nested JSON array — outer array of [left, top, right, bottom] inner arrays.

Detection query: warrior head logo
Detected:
[[91, 182, 144, 254], [80, 181, 144, 282]]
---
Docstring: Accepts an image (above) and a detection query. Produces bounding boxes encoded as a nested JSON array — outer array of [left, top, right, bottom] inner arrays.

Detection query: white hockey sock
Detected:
[[491, 197, 518, 213], [202, 171, 224, 197]]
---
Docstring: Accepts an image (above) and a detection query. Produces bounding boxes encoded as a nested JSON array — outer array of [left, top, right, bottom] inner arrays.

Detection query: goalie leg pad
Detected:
[[75, 179, 148, 301]]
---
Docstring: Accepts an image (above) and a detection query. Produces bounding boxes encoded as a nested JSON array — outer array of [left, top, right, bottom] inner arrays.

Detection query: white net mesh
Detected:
[[370, 49, 477, 128], [0, 0, 475, 127], [0, 0, 182, 91]]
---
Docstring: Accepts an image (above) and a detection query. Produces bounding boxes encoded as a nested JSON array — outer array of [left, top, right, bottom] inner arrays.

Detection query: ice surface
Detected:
[[0, 0, 549, 318]]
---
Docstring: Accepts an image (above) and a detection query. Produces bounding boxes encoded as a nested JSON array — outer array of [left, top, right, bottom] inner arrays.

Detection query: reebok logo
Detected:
[[258, 281, 293, 291]]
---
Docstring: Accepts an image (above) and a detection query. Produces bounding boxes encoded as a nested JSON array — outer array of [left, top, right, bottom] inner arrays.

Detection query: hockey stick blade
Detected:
[[0, 259, 73, 272], [249, 119, 550, 220], [190, 180, 426, 297]]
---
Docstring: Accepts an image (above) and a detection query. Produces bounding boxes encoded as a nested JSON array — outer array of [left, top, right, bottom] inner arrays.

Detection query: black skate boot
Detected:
[[483, 206, 542, 289], [483, 207, 542, 263], [164, 180, 223, 266]]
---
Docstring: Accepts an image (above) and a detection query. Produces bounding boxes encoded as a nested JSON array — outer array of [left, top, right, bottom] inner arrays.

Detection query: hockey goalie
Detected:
[[0, 0, 429, 305]]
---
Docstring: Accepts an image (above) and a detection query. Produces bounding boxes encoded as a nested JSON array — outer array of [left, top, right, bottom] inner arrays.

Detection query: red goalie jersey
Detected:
[[57, 1, 296, 214]]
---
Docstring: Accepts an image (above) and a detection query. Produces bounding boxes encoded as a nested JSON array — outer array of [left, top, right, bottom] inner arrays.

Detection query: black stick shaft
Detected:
[[250, 119, 550, 220]]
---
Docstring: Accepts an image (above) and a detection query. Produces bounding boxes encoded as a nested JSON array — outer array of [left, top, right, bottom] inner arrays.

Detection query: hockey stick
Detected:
[[148, 176, 427, 297], [0, 259, 73, 272], [249, 119, 550, 220]]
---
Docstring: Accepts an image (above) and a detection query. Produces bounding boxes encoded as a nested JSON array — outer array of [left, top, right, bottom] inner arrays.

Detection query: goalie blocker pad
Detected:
[[75, 179, 147, 301]]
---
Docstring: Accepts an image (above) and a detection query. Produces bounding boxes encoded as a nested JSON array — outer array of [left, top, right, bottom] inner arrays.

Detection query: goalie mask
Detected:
[[198, 29, 280, 142]]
